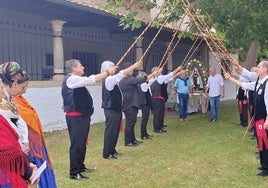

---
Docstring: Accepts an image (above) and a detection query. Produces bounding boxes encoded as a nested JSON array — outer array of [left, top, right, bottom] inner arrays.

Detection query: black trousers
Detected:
[[260, 148, 268, 170], [140, 104, 151, 137], [103, 109, 121, 158], [66, 115, 90, 176], [238, 100, 248, 125], [123, 107, 138, 144], [152, 98, 165, 131]]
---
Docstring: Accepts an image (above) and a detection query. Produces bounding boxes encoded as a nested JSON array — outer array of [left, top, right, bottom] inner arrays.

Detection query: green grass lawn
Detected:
[[45, 101, 268, 188]]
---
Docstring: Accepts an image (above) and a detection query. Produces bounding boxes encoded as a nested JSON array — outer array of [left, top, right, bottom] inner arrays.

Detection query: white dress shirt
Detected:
[[105, 70, 125, 91], [141, 78, 156, 92], [206, 74, 224, 97], [242, 75, 268, 113], [157, 72, 174, 84], [66, 74, 96, 89], [241, 68, 258, 82]]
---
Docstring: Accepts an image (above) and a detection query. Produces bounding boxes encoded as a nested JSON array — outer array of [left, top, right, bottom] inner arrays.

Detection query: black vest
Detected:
[[62, 74, 94, 116], [101, 80, 122, 112], [237, 87, 247, 101], [138, 85, 152, 107], [151, 81, 168, 101], [254, 79, 268, 121]]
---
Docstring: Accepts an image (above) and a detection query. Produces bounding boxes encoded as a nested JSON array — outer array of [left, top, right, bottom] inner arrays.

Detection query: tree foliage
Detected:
[[104, 0, 268, 60], [197, 0, 268, 60]]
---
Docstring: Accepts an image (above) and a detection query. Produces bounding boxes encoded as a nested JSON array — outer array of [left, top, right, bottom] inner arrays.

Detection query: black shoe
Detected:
[[242, 123, 248, 127], [70, 173, 89, 180], [257, 170, 268, 177], [80, 167, 95, 173], [104, 154, 117, 160], [163, 124, 167, 127], [146, 134, 154, 137], [125, 142, 139, 147], [134, 140, 143, 144], [141, 135, 152, 140], [209, 119, 217, 122], [113, 150, 121, 157], [154, 129, 167, 133], [258, 166, 266, 170]]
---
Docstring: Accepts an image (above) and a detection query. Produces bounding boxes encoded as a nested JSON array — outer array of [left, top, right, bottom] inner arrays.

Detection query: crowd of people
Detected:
[[61, 59, 182, 180], [1, 58, 267, 187]]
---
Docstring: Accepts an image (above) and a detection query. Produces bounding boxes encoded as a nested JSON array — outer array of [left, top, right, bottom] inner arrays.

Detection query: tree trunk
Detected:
[[244, 39, 260, 69]]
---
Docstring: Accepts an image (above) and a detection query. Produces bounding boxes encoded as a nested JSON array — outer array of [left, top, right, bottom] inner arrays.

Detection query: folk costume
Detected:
[[13, 96, 57, 188], [0, 62, 29, 148], [242, 75, 268, 175], [237, 87, 249, 126], [102, 70, 125, 158], [253, 78, 268, 170], [138, 77, 156, 139], [0, 114, 32, 188], [151, 72, 173, 133], [0, 62, 33, 187], [62, 73, 94, 177]]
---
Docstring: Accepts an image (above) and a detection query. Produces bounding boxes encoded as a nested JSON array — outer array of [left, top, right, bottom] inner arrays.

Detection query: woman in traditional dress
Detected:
[[0, 75, 38, 188], [0, 62, 56, 187]]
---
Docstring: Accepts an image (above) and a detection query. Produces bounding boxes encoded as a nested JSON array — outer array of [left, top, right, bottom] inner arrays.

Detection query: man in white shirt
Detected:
[[225, 59, 268, 177], [62, 59, 117, 180], [205, 66, 225, 122]]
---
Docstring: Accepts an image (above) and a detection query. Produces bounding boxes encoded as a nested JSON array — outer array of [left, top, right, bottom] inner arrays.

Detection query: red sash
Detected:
[[238, 101, 243, 114], [255, 119, 268, 151], [120, 116, 124, 132]]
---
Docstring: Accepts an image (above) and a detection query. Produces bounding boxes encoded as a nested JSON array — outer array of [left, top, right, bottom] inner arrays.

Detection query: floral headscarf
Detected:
[[0, 62, 29, 87]]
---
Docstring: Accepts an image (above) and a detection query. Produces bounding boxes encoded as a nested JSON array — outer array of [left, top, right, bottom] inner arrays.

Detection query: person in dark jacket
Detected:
[[101, 60, 142, 159], [119, 63, 158, 147], [61, 59, 117, 180]]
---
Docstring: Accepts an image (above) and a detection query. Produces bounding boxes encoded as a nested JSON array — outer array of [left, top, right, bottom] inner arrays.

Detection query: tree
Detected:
[[197, 0, 268, 68], [104, 0, 268, 68]]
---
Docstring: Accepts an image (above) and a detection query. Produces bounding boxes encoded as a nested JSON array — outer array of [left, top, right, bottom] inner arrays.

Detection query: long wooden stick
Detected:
[[183, 0, 234, 73], [182, 0, 227, 73], [116, 0, 170, 66], [242, 117, 254, 141], [181, 38, 204, 69], [158, 14, 187, 68], [138, 0, 181, 62], [159, 23, 192, 69]]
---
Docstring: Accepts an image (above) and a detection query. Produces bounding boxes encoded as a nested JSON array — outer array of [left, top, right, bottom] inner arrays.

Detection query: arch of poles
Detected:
[[182, 0, 235, 74], [115, 0, 235, 75]]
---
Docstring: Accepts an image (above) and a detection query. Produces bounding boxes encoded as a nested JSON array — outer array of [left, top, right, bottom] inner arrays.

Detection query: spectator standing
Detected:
[[0, 62, 29, 153], [204, 66, 225, 122], [13, 95, 57, 187], [0, 63, 38, 187], [173, 70, 193, 122]]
